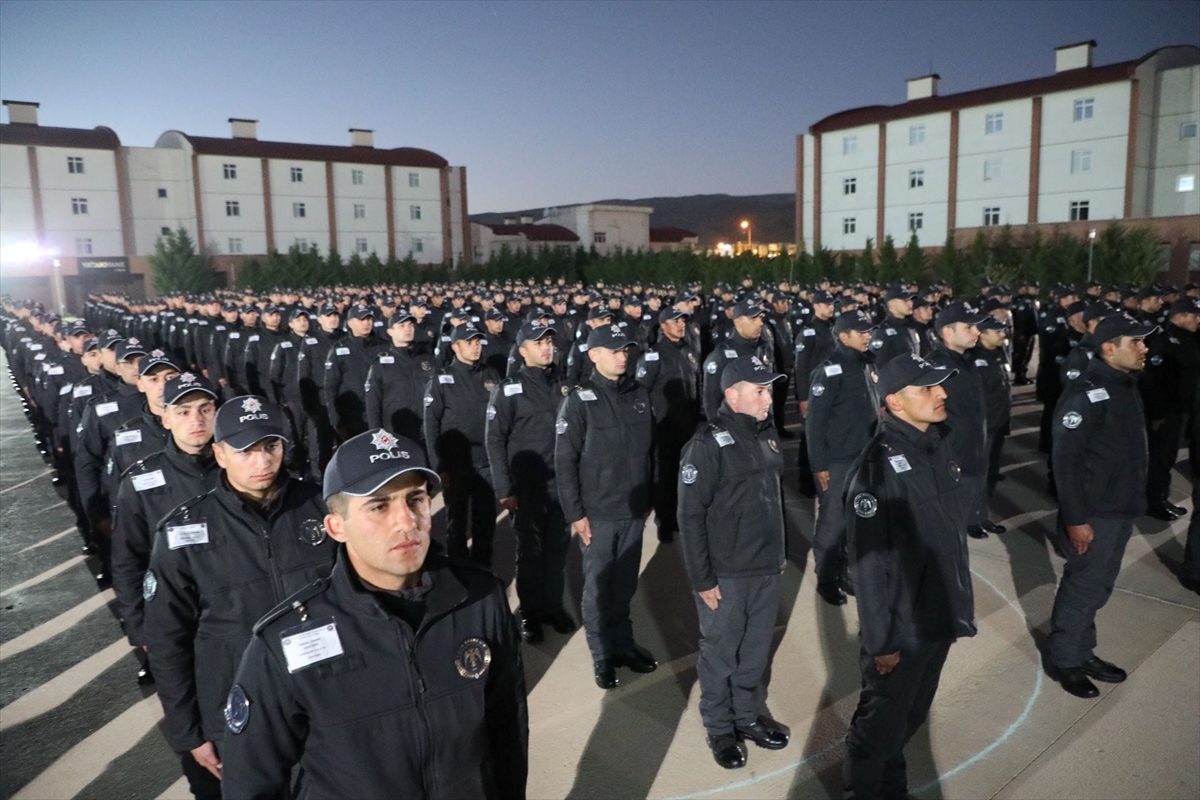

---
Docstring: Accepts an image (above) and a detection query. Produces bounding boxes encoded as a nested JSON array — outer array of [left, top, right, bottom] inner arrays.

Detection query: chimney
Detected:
[[1055, 40, 1096, 73], [229, 118, 258, 139], [519, 215, 534, 224], [3, 100, 40, 125], [350, 128, 374, 148], [906, 74, 940, 101]]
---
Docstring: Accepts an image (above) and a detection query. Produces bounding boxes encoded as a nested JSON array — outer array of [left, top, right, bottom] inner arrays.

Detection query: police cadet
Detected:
[[806, 309, 881, 606], [555, 322, 658, 689], [566, 305, 615, 386], [145, 395, 337, 799], [366, 309, 436, 447], [1141, 298, 1200, 521], [1048, 314, 1156, 698], [481, 307, 514, 376], [266, 306, 323, 477], [203, 301, 242, 397], [702, 297, 773, 422], [793, 290, 837, 409], [678, 356, 789, 770], [841, 354, 976, 800], [970, 316, 1013, 505], [424, 323, 501, 566], [223, 304, 260, 395], [1061, 303, 1112, 389], [107, 351, 181, 503], [868, 285, 920, 366], [1036, 288, 1081, 455], [486, 321, 576, 643], [111, 373, 220, 685], [222, 426, 529, 799], [324, 301, 386, 440], [1011, 284, 1039, 384]]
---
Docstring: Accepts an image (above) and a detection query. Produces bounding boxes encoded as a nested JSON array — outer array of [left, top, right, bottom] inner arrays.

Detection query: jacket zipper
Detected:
[[396, 621, 435, 799]]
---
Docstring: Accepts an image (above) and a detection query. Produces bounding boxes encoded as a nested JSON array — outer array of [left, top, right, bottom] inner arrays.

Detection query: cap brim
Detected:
[[165, 386, 219, 406], [337, 465, 441, 498], [912, 367, 958, 388], [593, 340, 637, 350], [520, 327, 557, 343], [1124, 323, 1159, 338], [218, 429, 290, 452]]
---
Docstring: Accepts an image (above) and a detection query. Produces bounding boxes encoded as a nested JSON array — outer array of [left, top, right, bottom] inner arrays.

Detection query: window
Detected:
[[1070, 149, 1093, 174], [353, 203, 365, 219], [408, 172, 420, 188], [843, 217, 857, 234], [983, 207, 1001, 226], [1179, 175, 1196, 193], [293, 202, 306, 218], [984, 159, 1002, 182], [1182, 121, 1198, 139], [291, 167, 303, 183], [986, 112, 1003, 134], [226, 200, 240, 216], [1069, 200, 1090, 221], [908, 212, 924, 231], [843, 136, 857, 155], [843, 177, 857, 195], [412, 238, 424, 253], [71, 197, 88, 215], [160, 226, 171, 236], [67, 156, 84, 174], [409, 204, 421, 220], [351, 169, 364, 185], [909, 124, 926, 145], [295, 238, 312, 252], [355, 237, 369, 253], [593, 231, 607, 244], [75, 237, 92, 255], [228, 237, 243, 254], [909, 169, 925, 189], [1073, 98, 1094, 121], [223, 163, 237, 180], [157, 188, 168, 198]]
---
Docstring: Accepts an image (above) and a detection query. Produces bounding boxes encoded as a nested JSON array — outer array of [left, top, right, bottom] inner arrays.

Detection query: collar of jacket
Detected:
[[138, 400, 168, 432], [1086, 356, 1140, 386], [116, 381, 140, 397], [835, 341, 873, 364], [519, 363, 556, 385], [882, 412, 946, 454], [451, 357, 483, 376], [592, 372, 633, 394], [885, 314, 910, 327], [332, 545, 470, 627], [932, 342, 971, 367], [215, 470, 291, 521], [726, 331, 759, 349], [165, 437, 217, 480], [717, 402, 772, 439]]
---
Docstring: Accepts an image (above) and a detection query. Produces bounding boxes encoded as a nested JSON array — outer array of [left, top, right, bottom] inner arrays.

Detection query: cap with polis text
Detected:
[[451, 323, 485, 343], [720, 355, 785, 391], [878, 353, 957, 397], [348, 303, 375, 320], [138, 349, 180, 376], [323, 429, 439, 500], [1092, 313, 1158, 345], [658, 306, 689, 324], [388, 310, 415, 327], [66, 320, 90, 337], [733, 297, 765, 319], [517, 321, 556, 345], [213, 395, 290, 451], [163, 372, 219, 406], [1167, 298, 1200, 317], [114, 338, 148, 362], [834, 309, 877, 334], [977, 316, 1007, 332], [885, 285, 916, 301], [586, 323, 636, 351], [99, 330, 126, 350], [587, 306, 615, 321], [318, 303, 340, 317], [933, 301, 987, 330]]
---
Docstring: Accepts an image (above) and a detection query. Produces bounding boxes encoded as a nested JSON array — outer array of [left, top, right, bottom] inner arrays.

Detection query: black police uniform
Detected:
[[868, 315, 919, 367], [926, 342, 990, 530], [108, 403, 172, 509], [793, 316, 836, 391], [75, 381, 144, 531], [1011, 293, 1038, 383], [969, 341, 1012, 495], [1141, 318, 1200, 513], [267, 330, 324, 476], [481, 327, 515, 377], [324, 330, 387, 439], [1036, 302, 1078, 453], [701, 332, 772, 421], [366, 344, 436, 447]]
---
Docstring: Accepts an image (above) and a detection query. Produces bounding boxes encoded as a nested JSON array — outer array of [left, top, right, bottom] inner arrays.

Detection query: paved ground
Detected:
[[0, 351, 1197, 800]]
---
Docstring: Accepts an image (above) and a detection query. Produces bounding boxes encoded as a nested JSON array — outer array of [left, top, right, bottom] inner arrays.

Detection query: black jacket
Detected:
[[243, 327, 286, 398], [1141, 322, 1200, 419], [423, 358, 501, 473], [108, 405, 172, 505], [144, 476, 337, 753], [969, 343, 1012, 433], [480, 330, 515, 378], [75, 382, 144, 523], [219, 551, 528, 800], [366, 345, 437, 445], [793, 316, 836, 394], [701, 332, 773, 420], [324, 332, 388, 435], [1060, 333, 1095, 387], [677, 405, 786, 592], [926, 344, 989, 476], [635, 336, 701, 436], [844, 416, 976, 656], [267, 331, 321, 411], [869, 315, 920, 367], [485, 364, 568, 502], [805, 344, 881, 472], [1052, 358, 1148, 526], [554, 373, 654, 522]]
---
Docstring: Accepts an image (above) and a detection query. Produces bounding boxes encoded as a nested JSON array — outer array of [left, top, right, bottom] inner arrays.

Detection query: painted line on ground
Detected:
[[16, 526, 78, 554], [0, 638, 134, 731], [1000, 458, 1042, 475], [155, 777, 190, 800], [0, 555, 86, 597], [1008, 426, 1040, 438], [0, 590, 115, 660], [0, 468, 53, 495]]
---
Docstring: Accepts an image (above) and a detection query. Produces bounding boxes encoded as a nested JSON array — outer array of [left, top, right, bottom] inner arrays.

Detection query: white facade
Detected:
[[0, 141, 37, 252], [956, 98, 1034, 229], [540, 204, 653, 256]]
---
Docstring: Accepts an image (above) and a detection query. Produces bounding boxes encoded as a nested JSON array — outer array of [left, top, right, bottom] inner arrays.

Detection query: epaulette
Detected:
[[252, 578, 330, 635], [155, 490, 213, 534], [120, 448, 165, 480]]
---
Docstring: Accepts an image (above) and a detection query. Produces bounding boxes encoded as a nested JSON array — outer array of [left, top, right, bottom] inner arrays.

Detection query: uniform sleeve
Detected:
[[566, 345, 582, 386], [365, 363, 383, 430], [843, 451, 899, 657], [805, 369, 836, 473], [111, 477, 151, 646], [794, 340, 812, 401], [1051, 390, 1092, 527], [268, 344, 285, 404], [484, 586, 529, 800], [553, 394, 588, 523], [677, 435, 721, 592], [701, 353, 723, 421], [74, 404, 108, 523], [324, 353, 343, 429], [485, 386, 516, 500], [422, 375, 446, 473]]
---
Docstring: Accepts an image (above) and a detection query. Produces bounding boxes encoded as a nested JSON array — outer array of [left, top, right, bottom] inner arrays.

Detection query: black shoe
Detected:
[[1059, 668, 1100, 698], [81, 543, 99, 556], [1080, 656, 1126, 683], [94, 572, 112, 590], [1182, 575, 1200, 595], [706, 733, 747, 769], [816, 582, 847, 606], [613, 646, 658, 673], [517, 611, 543, 644], [657, 528, 675, 544], [542, 609, 577, 634], [1164, 501, 1188, 517], [136, 664, 155, 685], [967, 525, 989, 540], [735, 719, 789, 750], [981, 521, 1007, 534], [996, 473, 1008, 482], [1146, 503, 1183, 522], [594, 660, 619, 690]]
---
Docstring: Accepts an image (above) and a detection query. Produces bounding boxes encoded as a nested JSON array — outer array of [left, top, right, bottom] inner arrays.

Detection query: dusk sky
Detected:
[[2, 0, 1198, 213]]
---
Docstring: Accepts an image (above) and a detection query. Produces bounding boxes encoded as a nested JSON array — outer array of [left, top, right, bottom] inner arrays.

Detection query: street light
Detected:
[[1087, 228, 1097, 283], [740, 220, 752, 250]]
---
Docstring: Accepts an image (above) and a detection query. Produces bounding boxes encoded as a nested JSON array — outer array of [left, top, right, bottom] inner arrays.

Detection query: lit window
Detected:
[[909, 125, 926, 146], [228, 238, 243, 254], [1178, 175, 1196, 193], [75, 237, 92, 255], [593, 232, 607, 244], [1071, 149, 1092, 174], [226, 200, 240, 216], [67, 156, 84, 174], [408, 172, 420, 188], [355, 237, 369, 253], [293, 202, 306, 218], [71, 197, 88, 215], [843, 136, 857, 155], [223, 163, 237, 180], [984, 159, 1002, 182], [1182, 122, 1198, 139], [157, 188, 168, 198], [986, 112, 1003, 134], [843, 217, 856, 234], [410, 205, 421, 220], [908, 212, 924, 231], [1069, 200, 1089, 221], [1073, 98, 1094, 122], [291, 167, 303, 183], [160, 226, 171, 236], [983, 207, 1000, 227], [351, 169, 364, 185], [353, 203, 365, 219], [413, 238, 424, 253], [843, 177, 857, 195], [909, 169, 925, 189]]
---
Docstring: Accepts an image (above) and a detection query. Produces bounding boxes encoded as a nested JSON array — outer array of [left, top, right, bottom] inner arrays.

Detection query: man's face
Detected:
[[68, 333, 90, 355], [887, 298, 913, 318], [452, 337, 482, 363], [214, 438, 284, 494], [943, 322, 980, 352], [222, 310, 239, 323], [588, 345, 628, 379], [319, 313, 340, 333], [733, 314, 764, 340], [390, 320, 416, 346], [1103, 335, 1148, 372], [163, 394, 217, 449], [891, 383, 948, 426], [116, 357, 142, 385], [241, 311, 259, 328], [348, 317, 374, 337], [520, 336, 554, 368], [137, 366, 181, 411], [82, 348, 103, 372], [725, 381, 773, 422], [289, 315, 310, 336], [913, 305, 933, 324], [812, 302, 834, 321], [1068, 312, 1087, 334], [839, 329, 872, 353], [979, 329, 1007, 349], [1172, 312, 1199, 333], [485, 318, 505, 335], [1140, 297, 1163, 314], [102, 348, 119, 373], [660, 317, 686, 342]]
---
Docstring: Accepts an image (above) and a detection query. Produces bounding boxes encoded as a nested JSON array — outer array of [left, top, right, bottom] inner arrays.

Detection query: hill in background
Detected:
[[472, 193, 796, 247]]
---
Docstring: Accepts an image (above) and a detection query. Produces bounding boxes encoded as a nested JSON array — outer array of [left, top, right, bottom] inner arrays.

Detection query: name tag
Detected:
[[579, 344, 589, 352], [60, 384, 74, 396], [577, 389, 597, 401], [1086, 388, 1109, 403], [824, 364, 843, 376], [974, 359, 988, 367], [803, 328, 815, 336], [116, 429, 143, 446], [73, 385, 93, 399], [305, 337, 318, 345], [336, 347, 350, 356], [96, 401, 120, 417], [714, 431, 735, 447], [439, 374, 455, 384], [470, 316, 480, 323], [167, 522, 209, 548], [281, 618, 344, 673], [379, 355, 395, 364], [229, 332, 241, 339], [29, 344, 43, 351], [724, 349, 737, 358], [888, 454, 912, 473], [279, 341, 293, 349], [248, 335, 260, 343], [132, 469, 166, 491], [441, 335, 452, 342], [504, 383, 523, 396], [644, 351, 659, 362], [216, 325, 227, 331], [47, 365, 63, 375], [885, 328, 896, 336], [34, 353, 46, 361]]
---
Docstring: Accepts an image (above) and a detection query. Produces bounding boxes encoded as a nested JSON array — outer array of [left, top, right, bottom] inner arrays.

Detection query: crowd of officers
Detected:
[[2, 270, 1198, 799]]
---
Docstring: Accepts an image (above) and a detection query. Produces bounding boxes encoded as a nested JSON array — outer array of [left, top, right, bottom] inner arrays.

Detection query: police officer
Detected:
[[565, 306, 616, 386], [111, 373, 220, 685], [842, 354, 976, 799], [868, 285, 921, 366], [806, 310, 881, 606], [145, 395, 337, 799], [971, 316, 1013, 504], [1049, 314, 1156, 698], [1037, 288, 1081, 455], [1011, 284, 1039, 384], [222, 304, 260, 395], [324, 302, 387, 440], [108, 350, 180, 493], [203, 301, 242, 397], [481, 307, 514, 376], [1141, 298, 1200, 520], [555, 322, 658, 689], [678, 356, 789, 769], [1061, 303, 1113, 389], [423, 323, 501, 566], [219, 429, 528, 799], [486, 321, 575, 642], [266, 306, 323, 477], [702, 297, 773, 422], [793, 290, 837, 396], [365, 309, 436, 447]]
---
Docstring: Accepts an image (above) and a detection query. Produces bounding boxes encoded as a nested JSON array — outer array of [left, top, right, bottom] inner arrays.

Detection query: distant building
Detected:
[[794, 42, 1200, 281], [649, 226, 700, 252], [538, 203, 653, 256], [471, 218, 579, 261]]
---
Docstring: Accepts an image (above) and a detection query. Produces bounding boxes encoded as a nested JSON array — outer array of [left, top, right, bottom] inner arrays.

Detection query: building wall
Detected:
[[197, 153, 269, 255], [883, 112, 951, 246], [269, 157, 330, 252], [36, 145, 124, 258], [0, 143, 36, 250], [956, 97, 1034, 231], [390, 165, 444, 262], [801, 133, 815, 253], [125, 146, 194, 255], [1037, 81, 1130, 223], [331, 162, 388, 258], [819, 123, 879, 252], [1149, 64, 1200, 217], [586, 206, 651, 255]]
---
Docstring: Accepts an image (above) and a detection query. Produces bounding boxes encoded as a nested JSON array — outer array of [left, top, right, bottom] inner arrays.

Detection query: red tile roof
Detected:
[[0, 124, 121, 150], [650, 226, 699, 243], [178, 134, 449, 168]]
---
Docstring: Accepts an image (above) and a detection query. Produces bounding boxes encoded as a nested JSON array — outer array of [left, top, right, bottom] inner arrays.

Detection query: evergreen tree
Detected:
[[147, 228, 216, 294], [901, 231, 924, 281], [876, 235, 900, 284]]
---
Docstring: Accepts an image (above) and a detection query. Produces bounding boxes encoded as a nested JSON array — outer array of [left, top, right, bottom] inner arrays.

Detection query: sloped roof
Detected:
[[650, 226, 699, 243], [483, 223, 579, 242], [0, 124, 121, 150], [177, 133, 448, 168]]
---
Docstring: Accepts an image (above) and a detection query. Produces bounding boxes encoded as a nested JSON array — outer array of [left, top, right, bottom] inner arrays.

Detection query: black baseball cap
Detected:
[[163, 372, 219, 406], [587, 306, 615, 321], [114, 338, 148, 362], [878, 353, 958, 397], [83, 337, 101, 353], [221, 301, 240, 313], [388, 311, 416, 327], [977, 316, 1007, 332], [1167, 298, 1200, 317], [65, 320, 90, 337], [1092, 314, 1158, 344], [733, 298, 765, 319], [99, 330, 126, 350], [885, 285, 916, 301], [720, 355, 784, 391], [1082, 302, 1114, 325], [658, 306, 689, 324], [318, 303, 340, 317], [933, 302, 987, 329], [213, 395, 290, 451], [323, 429, 439, 500], [485, 308, 508, 322], [287, 306, 309, 322], [517, 321, 556, 345], [348, 303, 375, 320], [586, 323, 636, 350], [138, 349, 180, 376], [451, 324, 485, 343], [811, 291, 835, 305], [834, 310, 877, 334]]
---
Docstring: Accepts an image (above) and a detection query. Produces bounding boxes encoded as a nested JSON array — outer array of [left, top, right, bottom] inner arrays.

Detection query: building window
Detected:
[[1070, 149, 1093, 174], [843, 217, 856, 234], [355, 237, 369, 253], [593, 231, 607, 244], [295, 238, 310, 252], [908, 212, 924, 231], [228, 237, 243, 254], [413, 237, 424, 253], [1069, 200, 1090, 221], [67, 156, 84, 174], [160, 226, 171, 236], [351, 169, 364, 185], [75, 237, 92, 255], [1182, 121, 1198, 139], [1179, 175, 1196, 193], [293, 202, 306, 218], [409, 204, 421, 220], [909, 169, 925, 189], [353, 203, 365, 219], [843, 135, 857, 155], [291, 167, 303, 183], [223, 163, 237, 180], [1073, 98, 1094, 121], [843, 177, 857, 195], [984, 159, 1002, 182], [71, 197, 88, 215], [985, 112, 1003, 134], [983, 207, 1001, 226], [157, 188, 168, 198], [408, 172, 420, 188], [909, 124, 926, 146], [226, 200, 240, 216]]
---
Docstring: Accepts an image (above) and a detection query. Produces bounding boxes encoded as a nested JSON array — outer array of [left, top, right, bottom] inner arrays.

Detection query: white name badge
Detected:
[[578, 344, 589, 352], [888, 454, 912, 473], [336, 347, 351, 356], [73, 385, 93, 399], [60, 384, 74, 396], [885, 328, 897, 336], [824, 364, 843, 376], [305, 337, 318, 345], [1086, 388, 1110, 403], [644, 351, 660, 361], [379, 355, 395, 364], [439, 374, 455, 384], [577, 389, 598, 401], [132, 469, 166, 491], [47, 365, 63, 375], [116, 429, 143, 446], [803, 328, 816, 336], [714, 431, 735, 447], [724, 349, 737, 358], [167, 522, 209, 549], [974, 359, 988, 367], [281, 619, 344, 673], [34, 353, 46, 361], [95, 401, 120, 417], [279, 341, 293, 349], [229, 332, 241, 339], [29, 344, 43, 351], [504, 383, 523, 396]]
